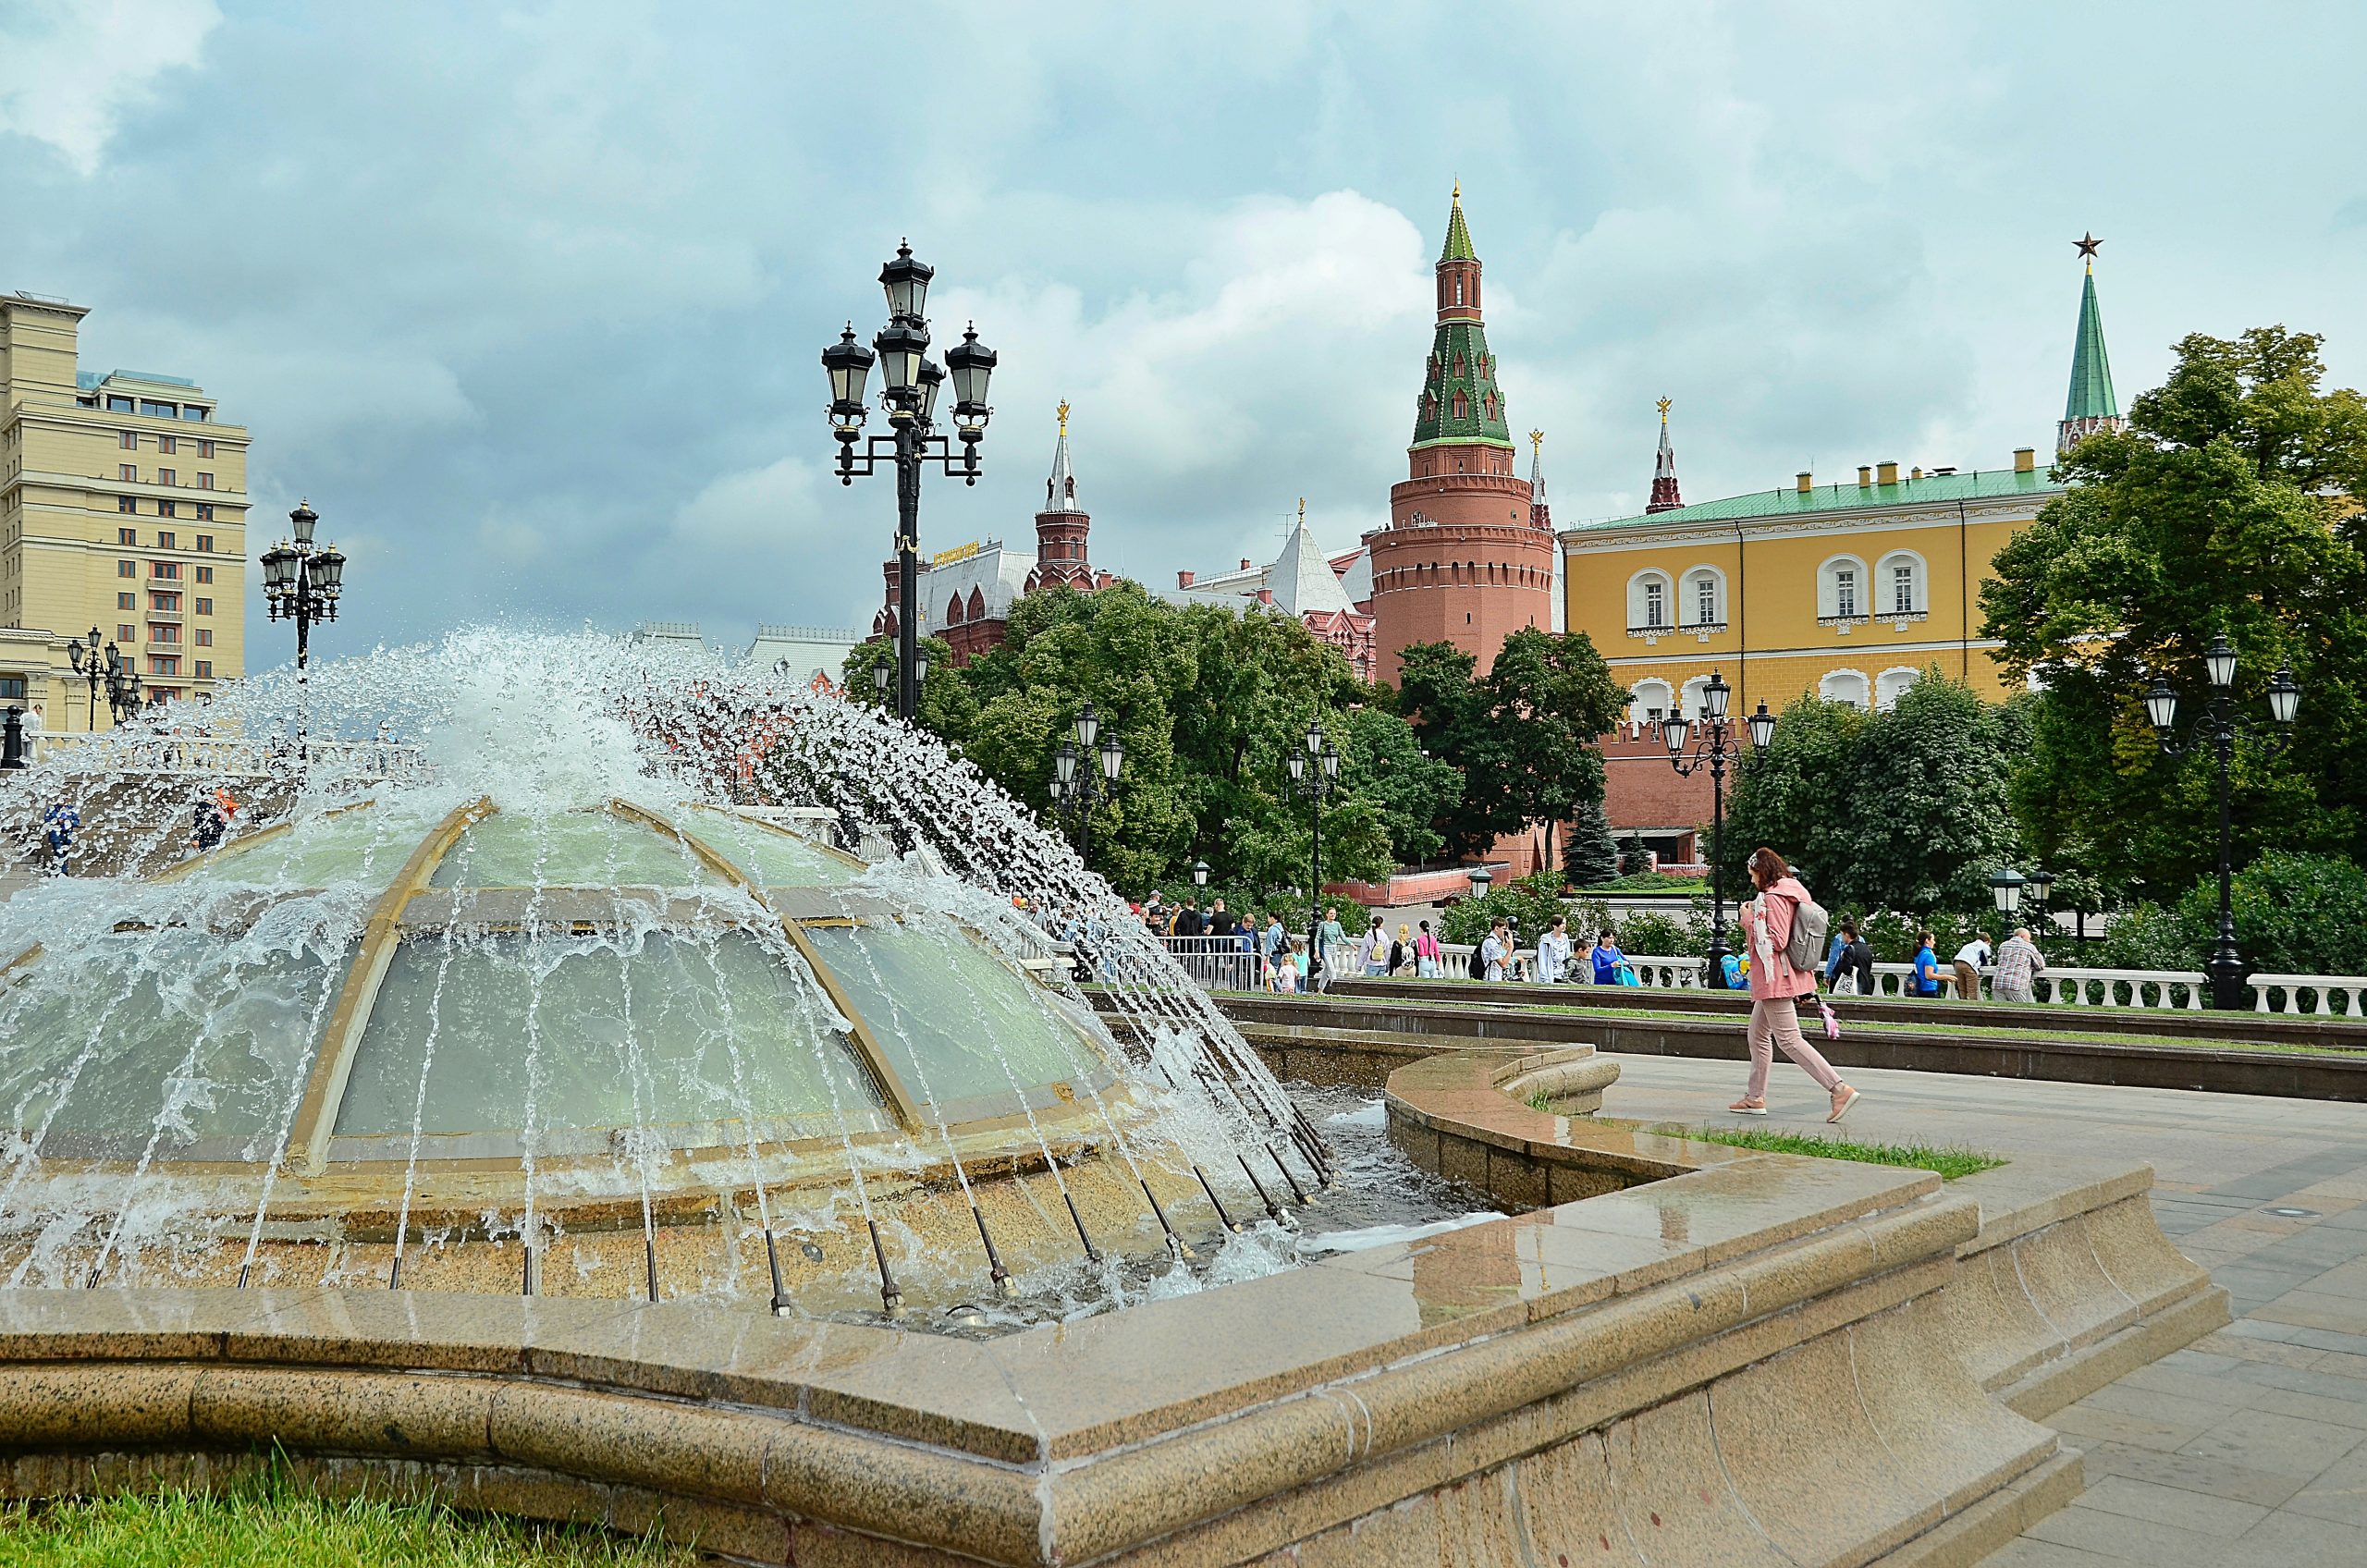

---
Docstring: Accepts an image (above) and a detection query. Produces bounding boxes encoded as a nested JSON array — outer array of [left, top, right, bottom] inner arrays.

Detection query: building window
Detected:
[[152, 561, 180, 580], [157, 500, 177, 518], [1834, 568, 1858, 618], [1679, 567, 1726, 628], [1875, 668, 1919, 711], [1452, 393, 1467, 420], [117, 560, 136, 578], [117, 623, 136, 642], [157, 469, 175, 486], [119, 463, 137, 481], [119, 432, 137, 450], [1697, 575, 1715, 624], [150, 591, 179, 611], [1871, 551, 1926, 618], [106, 396, 132, 412], [194, 597, 212, 615], [182, 407, 208, 422], [117, 592, 136, 610], [197, 439, 215, 458], [195, 566, 214, 584], [149, 655, 179, 676], [196, 533, 213, 552], [139, 399, 176, 418], [157, 531, 176, 549], [195, 505, 214, 521], [117, 527, 137, 545], [151, 624, 178, 644], [1819, 669, 1870, 710], [117, 496, 137, 514], [0, 677, 24, 701], [1645, 580, 1665, 628], [195, 628, 212, 647], [1817, 556, 1870, 622], [197, 472, 213, 490], [1892, 565, 1914, 614], [159, 435, 177, 455], [194, 661, 212, 679]]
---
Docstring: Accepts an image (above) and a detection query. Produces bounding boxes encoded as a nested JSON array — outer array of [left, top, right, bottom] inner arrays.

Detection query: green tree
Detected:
[[1563, 799, 1620, 888], [839, 635, 976, 744], [1335, 704, 1464, 866], [1981, 325, 2367, 897]]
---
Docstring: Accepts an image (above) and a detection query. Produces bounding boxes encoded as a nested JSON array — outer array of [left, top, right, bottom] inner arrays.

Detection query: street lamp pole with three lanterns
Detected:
[[1049, 702, 1123, 868], [66, 627, 144, 731], [822, 242, 998, 724], [1662, 670, 1775, 981], [259, 499, 348, 753], [2143, 631, 2301, 1011], [1287, 717, 1342, 987]]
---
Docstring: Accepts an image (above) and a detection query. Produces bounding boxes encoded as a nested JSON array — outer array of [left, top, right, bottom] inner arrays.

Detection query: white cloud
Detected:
[[0, 0, 218, 175]]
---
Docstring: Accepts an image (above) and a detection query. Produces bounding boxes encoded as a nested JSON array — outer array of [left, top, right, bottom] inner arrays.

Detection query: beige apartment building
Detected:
[[1, 290, 248, 729]]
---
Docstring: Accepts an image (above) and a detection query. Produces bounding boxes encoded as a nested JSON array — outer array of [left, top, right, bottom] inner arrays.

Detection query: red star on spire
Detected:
[[2074, 232, 2102, 260]]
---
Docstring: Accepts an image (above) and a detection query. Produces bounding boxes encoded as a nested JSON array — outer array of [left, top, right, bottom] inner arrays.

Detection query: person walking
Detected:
[[1316, 906, 1348, 992], [1413, 920, 1443, 978], [41, 798, 79, 876], [1729, 847, 1859, 1122], [1826, 917, 1875, 996], [1536, 915, 1573, 984], [1950, 932, 1993, 1000], [1994, 926, 2046, 1003], [1910, 930, 1944, 998]]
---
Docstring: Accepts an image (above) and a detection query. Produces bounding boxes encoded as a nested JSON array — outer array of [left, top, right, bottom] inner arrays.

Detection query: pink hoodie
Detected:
[[1745, 876, 1821, 1001]]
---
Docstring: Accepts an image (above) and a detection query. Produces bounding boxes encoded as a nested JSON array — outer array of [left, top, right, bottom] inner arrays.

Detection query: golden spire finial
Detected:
[[1657, 396, 1673, 424], [1056, 398, 1070, 436], [1528, 428, 1544, 455], [1297, 496, 1306, 527], [1452, 178, 1460, 205]]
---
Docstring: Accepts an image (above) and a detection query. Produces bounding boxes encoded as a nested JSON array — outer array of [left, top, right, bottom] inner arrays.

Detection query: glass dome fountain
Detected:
[[0, 631, 1329, 1322]]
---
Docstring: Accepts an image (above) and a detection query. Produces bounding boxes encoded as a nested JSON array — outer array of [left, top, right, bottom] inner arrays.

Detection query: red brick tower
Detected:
[[1646, 396, 1684, 512], [1365, 185, 1555, 687], [1024, 399, 1104, 594]]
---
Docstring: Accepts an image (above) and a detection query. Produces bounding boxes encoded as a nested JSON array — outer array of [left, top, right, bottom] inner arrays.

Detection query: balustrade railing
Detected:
[[25, 732, 431, 782]]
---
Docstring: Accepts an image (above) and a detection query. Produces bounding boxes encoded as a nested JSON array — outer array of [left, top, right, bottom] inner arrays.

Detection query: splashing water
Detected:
[[0, 627, 1348, 1327]]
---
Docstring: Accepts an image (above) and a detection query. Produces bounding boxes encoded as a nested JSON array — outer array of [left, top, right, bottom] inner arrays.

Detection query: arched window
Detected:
[[1454, 278, 1464, 306], [1679, 565, 1725, 628], [1819, 668, 1870, 710], [946, 594, 964, 626], [1453, 393, 1467, 420], [1679, 675, 1713, 722], [1875, 551, 1926, 618], [1630, 678, 1674, 724], [1875, 667, 1919, 711], [1817, 555, 1869, 620], [967, 587, 986, 620], [1627, 570, 1673, 631]]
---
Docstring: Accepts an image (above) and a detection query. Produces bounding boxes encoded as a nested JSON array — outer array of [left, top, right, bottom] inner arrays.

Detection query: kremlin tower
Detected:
[[1024, 400, 1100, 594], [1363, 186, 1555, 687], [2058, 234, 2125, 455], [1646, 397, 1684, 512]]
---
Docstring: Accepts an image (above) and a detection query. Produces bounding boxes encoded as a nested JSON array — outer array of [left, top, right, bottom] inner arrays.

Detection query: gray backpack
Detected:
[[1782, 889, 1830, 974]]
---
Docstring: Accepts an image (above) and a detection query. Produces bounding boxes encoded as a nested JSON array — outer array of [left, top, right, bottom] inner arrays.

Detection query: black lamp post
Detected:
[[1053, 703, 1122, 868], [823, 243, 997, 725], [1662, 674, 1772, 979], [105, 658, 143, 725], [260, 499, 346, 752], [2026, 866, 2054, 934], [65, 627, 114, 731], [2145, 632, 2300, 1010], [1286, 717, 1343, 987]]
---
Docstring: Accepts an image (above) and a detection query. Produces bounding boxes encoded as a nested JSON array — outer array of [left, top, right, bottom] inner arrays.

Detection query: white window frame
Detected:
[[1875, 666, 1920, 711], [1819, 668, 1870, 710], [1875, 550, 1928, 619], [1679, 675, 1713, 722], [1629, 678, 1674, 726], [1677, 564, 1726, 629], [1817, 554, 1869, 622], [1627, 570, 1674, 633]]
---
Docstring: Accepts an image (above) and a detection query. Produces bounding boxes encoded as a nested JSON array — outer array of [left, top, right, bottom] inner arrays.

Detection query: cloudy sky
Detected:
[[4, 1, 2362, 662]]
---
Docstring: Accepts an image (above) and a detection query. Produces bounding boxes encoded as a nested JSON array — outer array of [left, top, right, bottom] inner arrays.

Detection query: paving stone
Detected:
[[2067, 1439, 2309, 1511], [2220, 1505, 2367, 1565], [2024, 1499, 2229, 1565], [2080, 1381, 2251, 1429], [2176, 1406, 2365, 1482], [2226, 1357, 2367, 1403], [2049, 1402, 2210, 1455], [1979, 1538, 2126, 1566], [2189, 1329, 2324, 1370], [2067, 1474, 2270, 1538], [2242, 1383, 2367, 1432], [2277, 1442, 2367, 1528], [2108, 1362, 2263, 1411], [2249, 1290, 2367, 1336]]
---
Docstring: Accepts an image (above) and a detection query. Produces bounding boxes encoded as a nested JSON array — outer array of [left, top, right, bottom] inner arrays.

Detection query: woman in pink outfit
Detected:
[[1730, 847, 1860, 1122]]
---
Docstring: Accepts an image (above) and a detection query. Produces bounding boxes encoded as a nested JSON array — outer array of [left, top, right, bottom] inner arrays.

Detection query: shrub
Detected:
[[1615, 908, 1708, 957], [1441, 869, 1566, 947]]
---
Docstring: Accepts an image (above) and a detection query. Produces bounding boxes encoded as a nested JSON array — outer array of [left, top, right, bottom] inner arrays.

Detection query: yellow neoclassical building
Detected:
[[1560, 447, 2060, 722], [1, 291, 250, 727]]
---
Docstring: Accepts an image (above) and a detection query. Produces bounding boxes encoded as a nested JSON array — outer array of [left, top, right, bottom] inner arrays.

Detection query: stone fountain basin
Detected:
[[0, 1043, 2226, 1567]]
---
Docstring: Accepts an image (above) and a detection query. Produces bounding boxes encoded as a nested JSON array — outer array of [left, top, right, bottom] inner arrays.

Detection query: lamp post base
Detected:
[[2207, 953, 2249, 1011], [1703, 938, 1732, 991]]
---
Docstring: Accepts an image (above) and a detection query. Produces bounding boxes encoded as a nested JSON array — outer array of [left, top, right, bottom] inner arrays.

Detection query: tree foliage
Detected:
[[2091, 851, 2367, 985], [1562, 799, 1620, 888], [1724, 673, 2025, 918], [1980, 325, 2367, 900]]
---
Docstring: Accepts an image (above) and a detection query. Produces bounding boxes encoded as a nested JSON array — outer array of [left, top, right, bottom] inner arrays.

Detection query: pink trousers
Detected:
[[1746, 998, 1842, 1099]]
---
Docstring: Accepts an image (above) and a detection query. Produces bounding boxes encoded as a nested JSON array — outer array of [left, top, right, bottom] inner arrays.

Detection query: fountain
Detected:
[[0, 629, 1327, 1322]]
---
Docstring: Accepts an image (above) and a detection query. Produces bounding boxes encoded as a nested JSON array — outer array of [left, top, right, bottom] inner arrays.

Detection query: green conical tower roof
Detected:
[[1440, 181, 1476, 262], [2064, 264, 2118, 423]]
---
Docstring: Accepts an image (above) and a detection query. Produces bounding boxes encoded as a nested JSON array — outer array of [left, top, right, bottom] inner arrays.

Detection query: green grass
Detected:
[[1681, 1126, 2006, 1182], [0, 1473, 689, 1568], [1570, 873, 1707, 894], [1525, 1088, 1553, 1112]]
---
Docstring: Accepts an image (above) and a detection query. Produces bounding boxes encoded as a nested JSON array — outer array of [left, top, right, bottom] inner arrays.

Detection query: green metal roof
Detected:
[[2064, 268, 2118, 423], [1573, 464, 2061, 533], [1409, 320, 1511, 447], [1440, 195, 1476, 263]]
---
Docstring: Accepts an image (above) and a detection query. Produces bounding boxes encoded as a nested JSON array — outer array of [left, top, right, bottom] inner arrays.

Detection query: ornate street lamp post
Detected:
[[66, 628, 113, 731], [1286, 717, 1343, 986], [1052, 703, 1122, 867], [823, 243, 997, 724], [1662, 674, 1773, 979], [2145, 632, 2300, 1010], [259, 499, 347, 753]]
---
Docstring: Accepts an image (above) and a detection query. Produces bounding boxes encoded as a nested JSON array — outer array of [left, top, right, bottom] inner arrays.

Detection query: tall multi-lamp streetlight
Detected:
[[66, 628, 144, 731], [1049, 702, 1123, 865], [260, 499, 347, 753], [1662, 670, 1776, 978], [2143, 632, 2301, 1010], [822, 242, 998, 723], [1286, 717, 1342, 985]]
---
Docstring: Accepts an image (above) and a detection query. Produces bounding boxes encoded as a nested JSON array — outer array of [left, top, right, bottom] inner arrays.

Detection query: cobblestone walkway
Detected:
[[1594, 1052, 2367, 1566]]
